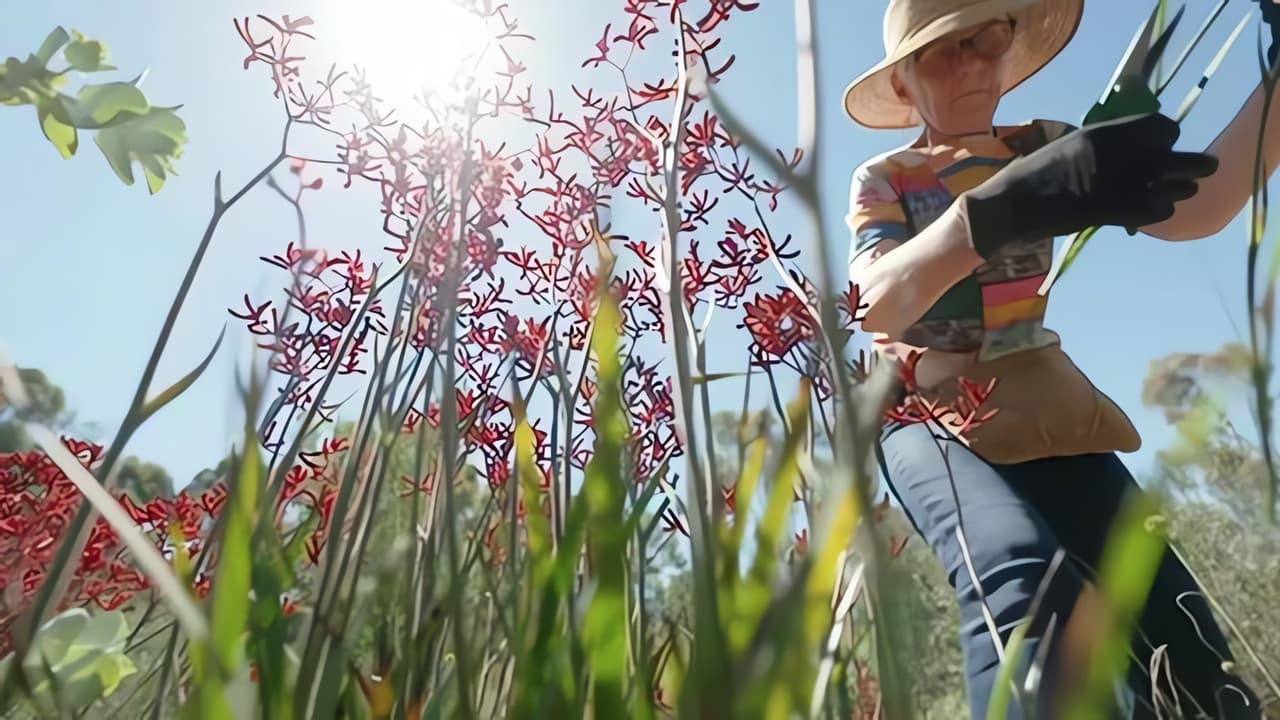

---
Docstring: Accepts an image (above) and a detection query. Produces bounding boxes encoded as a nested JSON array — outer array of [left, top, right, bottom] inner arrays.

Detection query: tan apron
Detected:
[[919, 344, 1141, 465]]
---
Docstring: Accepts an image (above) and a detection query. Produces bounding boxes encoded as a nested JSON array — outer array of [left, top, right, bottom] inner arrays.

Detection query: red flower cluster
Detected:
[[0, 439, 216, 652], [0, 424, 357, 651]]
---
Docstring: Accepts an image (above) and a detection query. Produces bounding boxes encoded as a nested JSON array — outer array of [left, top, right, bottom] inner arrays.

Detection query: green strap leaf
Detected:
[[581, 286, 636, 719], [137, 324, 225, 425]]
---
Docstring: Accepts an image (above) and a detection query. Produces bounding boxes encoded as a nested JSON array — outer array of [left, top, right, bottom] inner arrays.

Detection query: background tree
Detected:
[[1, 366, 175, 499], [0, 367, 69, 452]]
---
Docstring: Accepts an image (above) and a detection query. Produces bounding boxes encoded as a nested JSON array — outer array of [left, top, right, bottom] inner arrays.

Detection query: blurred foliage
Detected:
[[0, 609, 137, 715], [1142, 343, 1280, 708]]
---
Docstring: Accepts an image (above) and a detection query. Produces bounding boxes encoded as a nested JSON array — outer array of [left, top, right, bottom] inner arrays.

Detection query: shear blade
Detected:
[[1099, 3, 1183, 103]]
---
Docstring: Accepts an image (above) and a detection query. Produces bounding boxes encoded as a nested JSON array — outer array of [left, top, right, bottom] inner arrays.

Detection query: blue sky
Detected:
[[1, 0, 1275, 488]]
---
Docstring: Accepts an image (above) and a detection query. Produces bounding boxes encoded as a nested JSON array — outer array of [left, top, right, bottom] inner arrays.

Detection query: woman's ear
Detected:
[[890, 67, 910, 103]]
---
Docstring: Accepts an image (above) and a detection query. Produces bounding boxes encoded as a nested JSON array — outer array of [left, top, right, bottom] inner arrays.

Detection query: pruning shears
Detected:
[[1082, 3, 1186, 126], [1039, 0, 1255, 294]]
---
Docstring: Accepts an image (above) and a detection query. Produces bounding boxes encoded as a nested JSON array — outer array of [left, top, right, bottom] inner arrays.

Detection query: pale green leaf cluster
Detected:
[[0, 27, 186, 193]]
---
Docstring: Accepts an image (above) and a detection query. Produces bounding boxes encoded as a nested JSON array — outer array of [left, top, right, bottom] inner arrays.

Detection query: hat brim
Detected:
[[843, 0, 1084, 129]]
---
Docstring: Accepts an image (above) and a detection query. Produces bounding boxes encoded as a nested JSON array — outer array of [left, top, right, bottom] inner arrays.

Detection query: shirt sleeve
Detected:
[[845, 158, 909, 266]]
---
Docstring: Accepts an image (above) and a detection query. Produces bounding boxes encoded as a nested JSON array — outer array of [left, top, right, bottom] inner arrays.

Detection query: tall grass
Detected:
[[1, 1, 1278, 718]]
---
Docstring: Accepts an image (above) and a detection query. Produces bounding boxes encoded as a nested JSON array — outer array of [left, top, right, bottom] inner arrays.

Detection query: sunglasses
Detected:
[[911, 18, 1017, 70]]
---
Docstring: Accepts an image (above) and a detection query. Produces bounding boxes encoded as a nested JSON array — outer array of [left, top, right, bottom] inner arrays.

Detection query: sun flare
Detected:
[[325, 0, 497, 113]]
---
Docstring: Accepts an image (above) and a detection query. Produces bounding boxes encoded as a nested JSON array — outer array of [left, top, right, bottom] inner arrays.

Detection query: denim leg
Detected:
[[1000, 453, 1263, 719], [877, 421, 1087, 719]]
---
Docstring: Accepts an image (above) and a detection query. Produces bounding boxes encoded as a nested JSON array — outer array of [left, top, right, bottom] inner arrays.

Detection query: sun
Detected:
[[324, 0, 497, 113]]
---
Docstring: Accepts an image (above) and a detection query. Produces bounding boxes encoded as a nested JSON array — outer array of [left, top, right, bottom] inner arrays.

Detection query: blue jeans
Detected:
[[877, 420, 1261, 719]]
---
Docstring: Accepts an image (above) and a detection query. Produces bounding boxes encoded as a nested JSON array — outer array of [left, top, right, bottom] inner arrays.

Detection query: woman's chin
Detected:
[[950, 94, 994, 113]]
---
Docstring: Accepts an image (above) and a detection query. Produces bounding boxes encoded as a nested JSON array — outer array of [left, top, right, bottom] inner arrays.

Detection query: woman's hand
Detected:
[[960, 113, 1218, 259]]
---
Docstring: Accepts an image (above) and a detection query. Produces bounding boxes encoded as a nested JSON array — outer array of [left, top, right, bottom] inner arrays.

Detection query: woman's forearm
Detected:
[[853, 202, 985, 337], [1144, 79, 1280, 241]]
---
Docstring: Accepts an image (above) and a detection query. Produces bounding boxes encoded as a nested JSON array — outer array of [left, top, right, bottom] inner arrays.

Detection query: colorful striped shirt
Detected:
[[846, 119, 1076, 362]]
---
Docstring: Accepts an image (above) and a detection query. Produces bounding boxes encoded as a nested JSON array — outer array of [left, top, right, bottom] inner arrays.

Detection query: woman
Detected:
[[843, 0, 1277, 717]]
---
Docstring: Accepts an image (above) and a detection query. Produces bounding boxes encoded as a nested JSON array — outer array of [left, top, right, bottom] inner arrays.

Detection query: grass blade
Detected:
[[1037, 226, 1099, 295], [581, 286, 640, 718], [1061, 496, 1166, 719], [136, 324, 226, 425]]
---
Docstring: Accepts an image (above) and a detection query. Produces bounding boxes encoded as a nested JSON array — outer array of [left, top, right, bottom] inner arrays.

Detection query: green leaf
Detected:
[[188, 378, 266, 719], [65, 81, 149, 129], [691, 371, 752, 385], [985, 623, 1031, 720], [249, 535, 294, 720], [581, 285, 638, 719], [0, 609, 138, 711], [1037, 225, 1099, 295], [509, 392, 576, 717], [0, 53, 66, 106], [93, 104, 186, 193], [33, 27, 70, 66], [138, 324, 226, 424], [210, 439, 263, 673], [749, 381, 810, 584], [514, 397, 553, 564], [727, 424, 768, 554], [64, 31, 114, 72], [1061, 494, 1166, 719], [36, 98, 76, 158]]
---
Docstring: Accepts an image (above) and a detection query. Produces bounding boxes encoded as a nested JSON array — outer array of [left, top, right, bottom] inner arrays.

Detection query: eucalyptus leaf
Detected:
[[0, 609, 138, 711], [0, 55, 66, 106], [32, 27, 70, 66], [66, 81, 149, 129], [64, 31, 114, 73], [93, 104, 187, 193], [37, 98, 77, 157]]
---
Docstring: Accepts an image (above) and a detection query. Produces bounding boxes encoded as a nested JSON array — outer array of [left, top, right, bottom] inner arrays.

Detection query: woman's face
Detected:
[[893, 19, 1016, 136]]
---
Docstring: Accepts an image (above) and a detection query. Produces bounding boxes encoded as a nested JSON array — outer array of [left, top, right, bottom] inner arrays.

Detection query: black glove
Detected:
[[1255, 0, 1280, 67], [961, 113, 1218, 260]]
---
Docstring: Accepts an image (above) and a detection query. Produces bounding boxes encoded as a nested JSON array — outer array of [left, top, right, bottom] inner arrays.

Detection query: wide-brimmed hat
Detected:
[[843, 0, 1084, 129]]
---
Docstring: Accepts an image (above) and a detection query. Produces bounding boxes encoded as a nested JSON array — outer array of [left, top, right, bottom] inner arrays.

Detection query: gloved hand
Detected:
[[1255, 0, 1280, 67], [960, 113, 1218, 260]]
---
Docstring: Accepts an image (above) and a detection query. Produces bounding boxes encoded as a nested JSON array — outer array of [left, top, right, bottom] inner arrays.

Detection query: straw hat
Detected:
[[843, 0, 1084, 129]]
